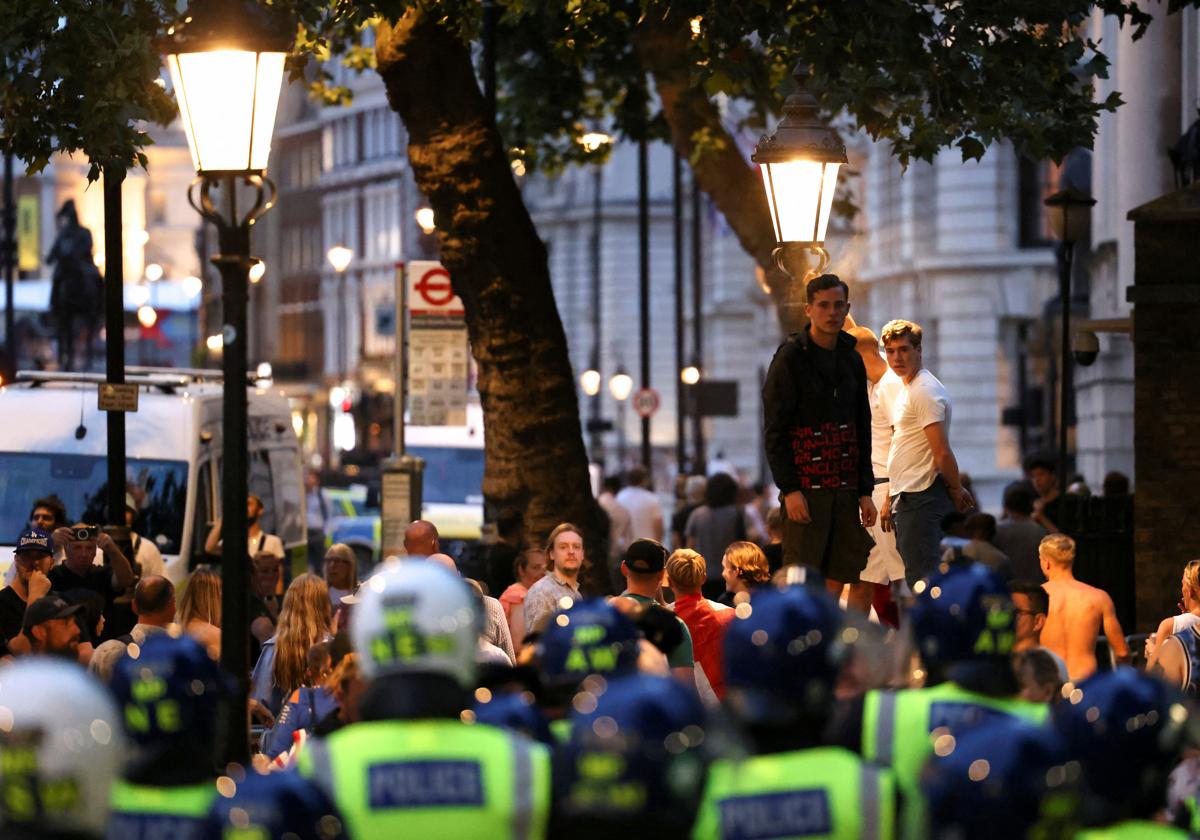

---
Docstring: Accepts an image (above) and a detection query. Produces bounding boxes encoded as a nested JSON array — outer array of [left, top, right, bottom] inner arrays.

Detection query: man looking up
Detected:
[[1039, 533, 1129, 680], [523, 523, 584, 632], [763, 274, 876, 609], [880, 320, 973, 586]]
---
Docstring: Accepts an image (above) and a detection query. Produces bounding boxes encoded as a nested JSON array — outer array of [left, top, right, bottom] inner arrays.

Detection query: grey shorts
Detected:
[[781, 487, 874, 584]]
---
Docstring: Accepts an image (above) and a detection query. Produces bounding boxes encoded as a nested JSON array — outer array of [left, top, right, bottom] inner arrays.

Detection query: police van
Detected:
[[329, 405, 485, 567], [0, 368, 306, 582]]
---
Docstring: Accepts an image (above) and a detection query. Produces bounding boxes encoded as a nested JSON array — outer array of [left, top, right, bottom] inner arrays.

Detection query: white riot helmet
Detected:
[[352, 559, 483, 688], [0, 658, 125, 837]]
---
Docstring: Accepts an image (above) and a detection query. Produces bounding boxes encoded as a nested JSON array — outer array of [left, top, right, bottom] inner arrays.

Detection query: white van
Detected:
[[0, 368, 306, 582]]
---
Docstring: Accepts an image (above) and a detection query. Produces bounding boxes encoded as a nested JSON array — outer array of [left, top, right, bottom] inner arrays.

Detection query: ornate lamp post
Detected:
[[1044, 186, 1095, 489], [752, 64, 846, 286], [168, 0, 290, 763]]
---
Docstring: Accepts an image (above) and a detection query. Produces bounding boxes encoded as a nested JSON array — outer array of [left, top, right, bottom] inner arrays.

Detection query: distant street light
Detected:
[[327, 245, 353, 273], [680, 364, 701, 386], [136, 305, 157, 329], [580, 368, 602, 396], [752, 63, 846, 284], [580, 131, 612, 153], [182, 275, 203, 299], [255, 361, 273, 381], [144, 263, 163, 282], [248, 259, 266, 283], [609, 365, 633, 469], [169, 0, 291, 765], [129, 284, 151, 308], [414, 207, 436, 235]]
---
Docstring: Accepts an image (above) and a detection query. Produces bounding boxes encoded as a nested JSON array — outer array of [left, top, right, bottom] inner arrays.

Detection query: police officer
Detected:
[[922, 717, 1079, 839], [534, 597, 642, 741], [0, 658, 125, 840], [203, 768, 344, 840], [693, 584, 895, 839], [855, 561, 1046, 838], [295, 560, 552, 838], [1054, 667, 1191, 838], [107, 633, 230, 839], [553, 673, 709, 839]]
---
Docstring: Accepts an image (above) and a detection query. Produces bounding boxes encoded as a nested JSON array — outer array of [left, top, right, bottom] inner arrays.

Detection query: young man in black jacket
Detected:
[[762, 273, 876, 610]]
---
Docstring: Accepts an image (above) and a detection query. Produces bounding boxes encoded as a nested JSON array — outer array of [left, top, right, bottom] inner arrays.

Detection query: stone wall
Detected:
[[1129, 184, 1200, 630]]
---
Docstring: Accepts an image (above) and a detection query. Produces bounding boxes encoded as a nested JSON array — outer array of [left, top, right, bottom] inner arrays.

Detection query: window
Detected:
[[248, 451, 276, 536], [269, 449, 304, 547], [192, 460, 213, 560]]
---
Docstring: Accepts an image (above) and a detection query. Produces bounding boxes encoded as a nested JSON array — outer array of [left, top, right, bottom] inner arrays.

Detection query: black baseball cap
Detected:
[[22, 596, 84, 635], [624, 539, 668, 575]]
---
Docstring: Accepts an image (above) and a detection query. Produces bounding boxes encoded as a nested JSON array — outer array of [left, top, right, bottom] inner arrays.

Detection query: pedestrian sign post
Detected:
[[632, 387, 660, 419]]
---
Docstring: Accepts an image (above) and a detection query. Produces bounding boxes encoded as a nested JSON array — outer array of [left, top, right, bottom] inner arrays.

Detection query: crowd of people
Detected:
[[0, 270, 1191, 839]]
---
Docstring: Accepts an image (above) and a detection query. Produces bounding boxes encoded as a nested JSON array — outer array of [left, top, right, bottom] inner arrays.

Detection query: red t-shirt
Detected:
[[673, 592, 735, 699]]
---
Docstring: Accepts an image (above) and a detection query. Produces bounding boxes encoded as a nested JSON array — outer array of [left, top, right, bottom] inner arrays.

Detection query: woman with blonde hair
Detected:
[[719, 541, 771, 606], [178, 564, 222, 658], [1145, 559, 1200, 670], [250, 573, 331, 715]]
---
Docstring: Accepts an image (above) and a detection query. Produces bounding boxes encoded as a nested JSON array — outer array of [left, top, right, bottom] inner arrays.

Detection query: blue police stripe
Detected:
[[718, 789, 832, 840], [367, 760, 484, 808], [927, 701, 1011, 732], [107, 812, 207, 840]]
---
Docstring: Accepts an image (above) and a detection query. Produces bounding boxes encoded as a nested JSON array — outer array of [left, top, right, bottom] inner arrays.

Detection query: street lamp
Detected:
[[1044, 186, 1095, 491], [752, 63, 846, 284], [414, 207, 436, 235], [327, 245, 354, 454], [580, 367, 602, 396], [327, 245, 353, 273], [609, 365, 633, 470], [248, 259, 266, 284], [680, 363, 701, 386], [168, 0, 291, 765]]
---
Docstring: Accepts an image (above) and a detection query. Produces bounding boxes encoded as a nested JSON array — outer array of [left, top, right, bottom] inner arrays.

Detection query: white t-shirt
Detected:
[[887, 369, 951, 495], [132, 533, 165, 578], [247, 532, 285, 560], [869, 367, 904, 478], [615, 486, 663, 542]]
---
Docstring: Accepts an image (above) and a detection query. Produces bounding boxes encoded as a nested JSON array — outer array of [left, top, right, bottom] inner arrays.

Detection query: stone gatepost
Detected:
[[1127, 182, 1200, 630]]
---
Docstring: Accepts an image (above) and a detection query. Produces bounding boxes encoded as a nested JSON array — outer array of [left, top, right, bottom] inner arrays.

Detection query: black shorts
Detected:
[[781, 487, 874, 583]]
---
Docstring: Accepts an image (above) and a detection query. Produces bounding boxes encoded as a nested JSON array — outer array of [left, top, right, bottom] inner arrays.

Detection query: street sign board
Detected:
[[97, 382, 138, 413], [632, 387, 660, 419], [407, 263, 464, 316]]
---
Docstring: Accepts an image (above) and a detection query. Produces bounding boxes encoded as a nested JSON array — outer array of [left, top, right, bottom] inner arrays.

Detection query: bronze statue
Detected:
[[46, 200, 102, 370]]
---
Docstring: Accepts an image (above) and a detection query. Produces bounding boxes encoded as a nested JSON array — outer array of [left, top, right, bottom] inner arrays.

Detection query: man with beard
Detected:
[[20, 595, 83, 659], [204, 494, 285, 588]]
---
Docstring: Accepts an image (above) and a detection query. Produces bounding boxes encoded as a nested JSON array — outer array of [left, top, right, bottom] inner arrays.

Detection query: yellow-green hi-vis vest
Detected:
[[297, 719, 551, 840], [862, 682, 1048, 839], [107, 780, 217, 839], [1075, 822, 1190, 839], [691, 746, 896, 840]]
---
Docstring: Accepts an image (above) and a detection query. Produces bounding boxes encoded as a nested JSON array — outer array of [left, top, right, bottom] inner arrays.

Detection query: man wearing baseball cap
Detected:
[[0, 529, 56, 656], [617, 538, 696, 687], [21, 594, 83, 659]]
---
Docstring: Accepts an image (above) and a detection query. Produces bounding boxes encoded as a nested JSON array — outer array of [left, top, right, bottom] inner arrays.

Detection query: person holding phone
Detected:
[[48, 523, 134, 624]]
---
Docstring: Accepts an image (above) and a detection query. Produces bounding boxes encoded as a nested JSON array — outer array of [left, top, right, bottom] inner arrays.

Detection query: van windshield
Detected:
[[0, 453, 188, 554], [409, 446, 484, 505]]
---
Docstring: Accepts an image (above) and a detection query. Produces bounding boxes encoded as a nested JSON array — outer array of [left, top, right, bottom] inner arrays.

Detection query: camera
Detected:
[[72, 525, 100, 542], [1073, 330, 1100, 367]]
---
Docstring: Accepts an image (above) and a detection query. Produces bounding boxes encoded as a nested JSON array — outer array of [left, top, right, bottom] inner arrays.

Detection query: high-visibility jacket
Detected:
[[296, 719, 550, 839], [692, 746, 895, 840], [862, 682, 1048, 838], [107, 780, 216, 840], [1075, 821, 1190, 839]]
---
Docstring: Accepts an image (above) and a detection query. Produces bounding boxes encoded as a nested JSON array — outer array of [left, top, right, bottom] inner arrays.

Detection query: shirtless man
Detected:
[[1039, 533, 1129, 680]]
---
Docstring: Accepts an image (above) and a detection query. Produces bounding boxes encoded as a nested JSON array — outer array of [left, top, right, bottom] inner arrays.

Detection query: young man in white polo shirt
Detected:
[[880, 319, 973, 586]]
